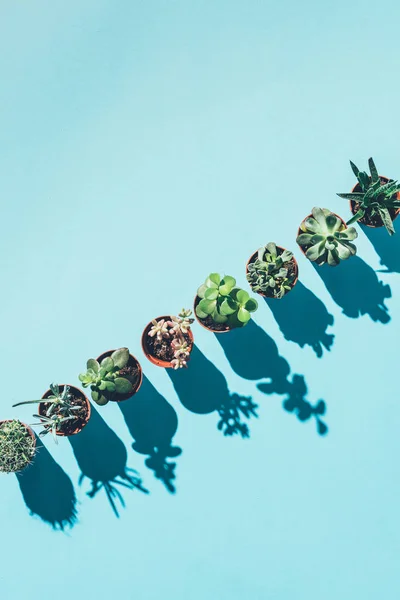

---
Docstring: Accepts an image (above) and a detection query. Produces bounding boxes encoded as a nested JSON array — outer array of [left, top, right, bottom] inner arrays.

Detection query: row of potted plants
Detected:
[[2, 157, 399, 474]]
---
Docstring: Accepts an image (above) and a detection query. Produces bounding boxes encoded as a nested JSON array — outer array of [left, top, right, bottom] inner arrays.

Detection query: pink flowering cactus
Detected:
[[148, 309, 194, 369]]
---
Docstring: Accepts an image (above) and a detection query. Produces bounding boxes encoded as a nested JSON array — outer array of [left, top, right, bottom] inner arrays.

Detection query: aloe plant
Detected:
[[247, 243, 296, 298], [79, 347, 136, 405], [196, 273, 258, 327], [337, 157, 400, 235], [0, 420, 36, 473], [296, 207, 358, 266], [13, 383, 82, 443]]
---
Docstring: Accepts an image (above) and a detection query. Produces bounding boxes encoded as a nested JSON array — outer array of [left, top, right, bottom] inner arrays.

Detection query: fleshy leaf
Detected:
[[111, 347, 129, 369], [114, 378, 133, 394]]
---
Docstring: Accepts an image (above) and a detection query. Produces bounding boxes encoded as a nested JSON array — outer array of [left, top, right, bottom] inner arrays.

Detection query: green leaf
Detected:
[[92, 391, 109, 406], [350, 160, 360, 179], [244, 298, 258, 313], [204, 287, 219, 300], [101, 356, 114, 372], [327, 249, 340, 266], [195, 304, 209, 319], [368, 157, 379, 183], [105, 381, 116, 392], [340, 227, 358, 241], [219, 297, 237, 315], [306, 242, 323, 262], [346, 209, 364, 225], [212, 309, 228, 323], [296, 233, 313, 246], [237, 307, 251, 323], [337, 193, 364, 201], [219, 275, 236, 296], [111, 347, 129, 369], [197, 284, 208, 298], [115, 378, 133, 394], [87, 358, 99, 373], [302, 216, 320, 234], [198, 298, 217, 315], [378, 207, 395, 235], [207, 273, 221, 286], [235, 289, 249, 305]]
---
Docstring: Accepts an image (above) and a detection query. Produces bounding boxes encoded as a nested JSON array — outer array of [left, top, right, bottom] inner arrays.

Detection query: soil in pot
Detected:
[[246, 248, 299, 298], [143, 317, 194, 364], [96, 350, 142, 402], [350, 177, 400, 228], [40, 386, 90, 436], [193, 296, 232, 332]]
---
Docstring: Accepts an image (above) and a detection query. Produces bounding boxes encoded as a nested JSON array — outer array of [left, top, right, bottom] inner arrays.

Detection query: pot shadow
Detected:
[[119, 376, 182, 494], [313, 256, 391, 323], [167, 345, 258, 438], [16, 436, 78, 530], [264, 281, 334, 357], [362, 225, 400, 273], [69, 405, 148, 517], [216, 320, 328, 435]]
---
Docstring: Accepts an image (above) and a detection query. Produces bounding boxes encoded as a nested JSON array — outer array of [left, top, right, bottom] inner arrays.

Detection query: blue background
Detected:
[[1, 1, 400, 598]]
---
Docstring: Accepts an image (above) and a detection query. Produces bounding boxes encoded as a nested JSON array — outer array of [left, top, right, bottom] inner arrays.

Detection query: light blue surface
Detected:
[[1, 1, 400, 598]]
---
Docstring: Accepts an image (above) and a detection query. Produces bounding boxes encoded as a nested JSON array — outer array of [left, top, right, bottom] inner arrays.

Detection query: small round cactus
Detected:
[[0, 420, 36, 473]]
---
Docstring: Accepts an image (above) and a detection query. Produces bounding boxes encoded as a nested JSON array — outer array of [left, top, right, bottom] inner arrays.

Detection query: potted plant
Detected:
[[13, 383, 91, 443], [0, 419, 36, 473], [246, 242, 299, 298], [296, 207, 358, 266], [79, 347, 142, 406], [194, 273, 258, 332], [142, 309, 194, 368], [337, 157, 400, 235]]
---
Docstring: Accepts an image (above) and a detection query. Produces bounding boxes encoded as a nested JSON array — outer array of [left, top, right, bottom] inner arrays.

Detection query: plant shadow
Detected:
[[16, 436, 78, 530], [167, 345, 258, 438], [265, 281, 334, 357], [362, 224, 400, 273], [216, 320, 328, 436], [119, 376, 182, 494], [69, 405, 148, 517], [313, 256, 391, 323]]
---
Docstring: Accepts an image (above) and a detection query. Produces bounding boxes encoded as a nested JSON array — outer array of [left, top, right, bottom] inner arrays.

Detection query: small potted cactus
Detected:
[[142, 309, 194, 368], [194, 273, 258, 332], [246, 243, 299, 298], [296, 207, 358, 266], [13, 383, 91, 443], [79, 347, 142, 406], [337, 157, 400, 235], [0, 420, 36, 473]]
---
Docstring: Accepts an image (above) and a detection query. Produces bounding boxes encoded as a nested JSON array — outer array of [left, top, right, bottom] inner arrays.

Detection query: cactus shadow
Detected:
[[69, 405, 148, 517], [216, 320, 328, 435], [119, 376, 182, 494], [167, 345, 258, 438], [313, 256, 391, 323], [362, 224, 400, 273], [16, 436, 78, 530], [264, 281, 334, 357]]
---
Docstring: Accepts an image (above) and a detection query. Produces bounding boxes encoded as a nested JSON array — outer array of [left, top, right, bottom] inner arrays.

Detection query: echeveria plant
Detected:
[[337, 157, 400, 235], [0, 420, 36, 473], [247, 242, 296, 298], [79, 347, 135, 406], [296, 207, 358, 266], [196, 273, 258, 327], [13, 383, 80, 443], [148, 309, 194, 369]]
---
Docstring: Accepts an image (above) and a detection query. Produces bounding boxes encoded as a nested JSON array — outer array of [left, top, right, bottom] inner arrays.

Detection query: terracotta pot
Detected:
[[96, 350, 143, 401], [246, 246, 299, 298], [39, 385, 91, 437], [142, 316, 195, 367], [193, 295, 232, 334], [297, 212, 347, 261], [349, 176, 400, 228], [0, 420, 36, 473]]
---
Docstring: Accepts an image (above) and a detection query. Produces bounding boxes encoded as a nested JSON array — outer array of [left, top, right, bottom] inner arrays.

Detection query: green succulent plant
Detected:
[[195, 273, 258, 327], [79, 347, 135, 406], [13, 383, 81, 443], [337, 157, 400, 235], [296, 207, 358, 266], [0, 420, 36, 473], [247, 242, 296, 298]]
